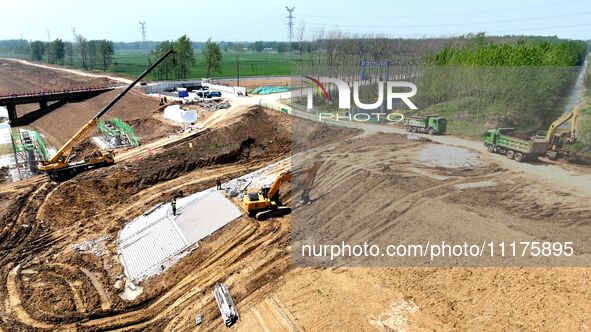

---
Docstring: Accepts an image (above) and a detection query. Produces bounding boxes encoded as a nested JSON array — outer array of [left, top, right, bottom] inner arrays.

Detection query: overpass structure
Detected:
[[0, 86, 114, 125]]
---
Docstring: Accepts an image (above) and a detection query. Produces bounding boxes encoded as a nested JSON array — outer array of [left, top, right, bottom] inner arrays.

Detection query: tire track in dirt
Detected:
[[5, 265, 54, 330], [75, 217, 289, 331], [80, 267, 112, 310]]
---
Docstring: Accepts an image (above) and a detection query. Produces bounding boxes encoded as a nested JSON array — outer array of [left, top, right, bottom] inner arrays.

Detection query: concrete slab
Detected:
[[117, 158, 288, 282], [118, 188, 243, 281], [119, 217, 188, 280], [174, 190, 242, 244]]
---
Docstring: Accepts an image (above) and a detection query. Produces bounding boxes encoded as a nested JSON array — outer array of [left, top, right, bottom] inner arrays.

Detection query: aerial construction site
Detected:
[[1, 1, 591, 331]]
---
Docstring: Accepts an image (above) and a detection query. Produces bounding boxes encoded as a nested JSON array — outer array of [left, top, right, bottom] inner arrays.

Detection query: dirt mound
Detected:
[[35, 107, 288, 229], [5, 88, 591, 331], [69, 116, 177, 161], [566, 151, 591, 165], [27, 88, 161, 146], [292, 117, 362, 152], [0, 60, 165, 148], [0, 166, 8, 183], [127, 117, 177, 143], [0, 59, 114, 94]]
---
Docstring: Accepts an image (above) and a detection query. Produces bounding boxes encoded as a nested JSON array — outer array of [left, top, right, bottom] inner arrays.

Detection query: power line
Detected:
[[303, 11, 591, 29], [298, 0, 585, 20]]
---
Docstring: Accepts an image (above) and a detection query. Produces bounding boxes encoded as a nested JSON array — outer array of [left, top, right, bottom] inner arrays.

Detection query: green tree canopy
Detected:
[[47, 39, 65, 64], [97, 40, 114, 70], [173, 35, 194, 79], [30, 41, 45, 61], [203, 37, 223, 78]]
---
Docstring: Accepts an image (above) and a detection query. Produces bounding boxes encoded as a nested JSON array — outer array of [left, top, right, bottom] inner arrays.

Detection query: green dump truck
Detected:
[[405, 115, 447, 135], [483, 128, 547, 162]]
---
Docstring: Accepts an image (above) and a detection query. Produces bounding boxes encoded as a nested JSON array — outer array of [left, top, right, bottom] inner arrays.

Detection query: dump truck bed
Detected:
[[406, 117, 427, 127], [497, 134, 547, 154]]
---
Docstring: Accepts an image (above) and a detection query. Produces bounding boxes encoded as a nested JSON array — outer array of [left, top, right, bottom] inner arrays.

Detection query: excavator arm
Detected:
[[546, 104, 582, 145], [295, 161, 322, 204], [544, 103, 583, 160], [265, 172, 292, 200], [243, 162, 323, 220]]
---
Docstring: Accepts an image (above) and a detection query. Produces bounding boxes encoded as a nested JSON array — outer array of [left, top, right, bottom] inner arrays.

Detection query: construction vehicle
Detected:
[[213, 283, 239, 327], [405, 115, 447, 135], [243, 171, 292, 221], [38, 49, 174, 181], [545, 104, 582, 160], [242, 162, 322, 221], [483, 128, 547, 162]]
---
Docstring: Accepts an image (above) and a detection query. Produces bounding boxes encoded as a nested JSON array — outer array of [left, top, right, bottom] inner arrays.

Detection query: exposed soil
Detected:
[[1, 61, 591, 332], [25, 88, 163, 147], [0, 59, 169, 149], [0, 60, 115, 94], [0, 166, 8, 183], [70, 116, 178, 160], [0, 104, 365, 331]]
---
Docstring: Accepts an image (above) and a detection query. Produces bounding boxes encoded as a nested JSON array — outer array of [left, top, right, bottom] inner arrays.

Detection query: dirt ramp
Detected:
[[0, 59, 115, 94]]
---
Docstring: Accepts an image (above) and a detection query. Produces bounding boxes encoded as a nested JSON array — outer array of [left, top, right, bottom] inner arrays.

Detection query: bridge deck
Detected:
[[0, 86, 114, 106]]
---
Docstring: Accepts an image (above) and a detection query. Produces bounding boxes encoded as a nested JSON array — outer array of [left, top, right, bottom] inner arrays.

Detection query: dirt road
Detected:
[[0, 58, 133, 84], [284, 106, 591, 198]]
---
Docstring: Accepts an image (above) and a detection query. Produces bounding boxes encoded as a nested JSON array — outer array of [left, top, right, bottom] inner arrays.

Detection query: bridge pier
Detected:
[[39, 101, 48, 109], [7, 104, 16, 123]]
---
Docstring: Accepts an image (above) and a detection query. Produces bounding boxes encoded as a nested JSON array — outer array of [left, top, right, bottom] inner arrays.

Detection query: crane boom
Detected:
[[39, 49, 174, 180], [42, 49, 174, 166]]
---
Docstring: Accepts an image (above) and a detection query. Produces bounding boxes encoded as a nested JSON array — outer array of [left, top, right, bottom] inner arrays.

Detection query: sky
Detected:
[[0, 0, 589, 42]]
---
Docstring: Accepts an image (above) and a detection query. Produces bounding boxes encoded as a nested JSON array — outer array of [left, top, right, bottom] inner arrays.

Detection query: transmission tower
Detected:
[[139, 21, 147, 42], [286, 7, 295, 44]]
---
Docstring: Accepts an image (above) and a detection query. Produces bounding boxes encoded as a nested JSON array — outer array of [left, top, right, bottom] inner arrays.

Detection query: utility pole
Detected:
[[70, 27, 77, 67], [234, 44, 242, 86], [286, 7, 295, 46], [139, 21, 147, 49]]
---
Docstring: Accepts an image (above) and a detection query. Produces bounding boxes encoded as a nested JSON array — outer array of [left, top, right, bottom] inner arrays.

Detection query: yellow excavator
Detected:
[[242, 161, 322, 221], [38, 49, 174, 181], [545, 103, 582, 160]]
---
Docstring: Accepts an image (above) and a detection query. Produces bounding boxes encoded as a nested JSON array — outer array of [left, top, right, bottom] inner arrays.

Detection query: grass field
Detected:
[[0, 49, 303, 80], [112, 50, 301, 79]]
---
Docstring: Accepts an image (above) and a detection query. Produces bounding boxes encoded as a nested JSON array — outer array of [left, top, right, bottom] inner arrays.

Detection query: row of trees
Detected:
[[417, 36, 588, 132], [28, 37, 114, 70], [576, 56, 591, 154], [295, 31, 588, 138], [427, 36, 588, 66]]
